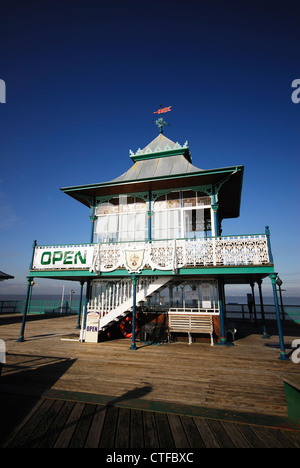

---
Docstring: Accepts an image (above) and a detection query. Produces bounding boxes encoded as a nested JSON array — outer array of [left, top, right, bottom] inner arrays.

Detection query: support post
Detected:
[[18, 241, 37, 342], [257, 279, 269, 339], [215, 279, 233, 346], [250, 282, 258, 326], [82, 280, 91, 341], [270, 274, 289, 360], [18, 277, 34, 342], [129, 275, 138, 350], [76, 281, 84, 329]]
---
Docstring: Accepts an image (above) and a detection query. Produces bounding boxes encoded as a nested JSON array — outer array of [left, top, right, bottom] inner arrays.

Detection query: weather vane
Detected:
[[153, 105, 171, 134]]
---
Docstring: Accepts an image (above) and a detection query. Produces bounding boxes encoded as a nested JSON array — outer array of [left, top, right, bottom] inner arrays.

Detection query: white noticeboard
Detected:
[[85, 311, 100, 343], [202, 283, 212, 309], [32, 245, 94, 270]]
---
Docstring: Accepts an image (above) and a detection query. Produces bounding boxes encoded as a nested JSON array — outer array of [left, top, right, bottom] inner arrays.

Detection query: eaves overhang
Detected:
[[61, 165, 244, 218]]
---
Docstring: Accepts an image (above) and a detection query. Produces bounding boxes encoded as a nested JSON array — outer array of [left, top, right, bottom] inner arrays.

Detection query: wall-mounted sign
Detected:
[[32, 245, 94, 270]]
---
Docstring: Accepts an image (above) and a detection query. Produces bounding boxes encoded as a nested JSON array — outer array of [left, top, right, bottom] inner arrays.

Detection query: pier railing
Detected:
[[1, 300, 299, 324]]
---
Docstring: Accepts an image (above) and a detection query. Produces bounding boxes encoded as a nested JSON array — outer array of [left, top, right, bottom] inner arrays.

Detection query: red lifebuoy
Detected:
[[119, 314, 139, 338]]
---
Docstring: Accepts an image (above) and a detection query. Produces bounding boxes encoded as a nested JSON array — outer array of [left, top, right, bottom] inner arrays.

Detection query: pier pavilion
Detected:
[[19, 123, 288, 358]]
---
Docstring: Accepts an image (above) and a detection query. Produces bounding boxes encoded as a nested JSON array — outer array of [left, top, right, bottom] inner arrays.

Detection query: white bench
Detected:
[[168, 314, 214, 346]]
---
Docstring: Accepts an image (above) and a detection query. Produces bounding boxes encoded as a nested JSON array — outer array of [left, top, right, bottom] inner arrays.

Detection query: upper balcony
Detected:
[[30, 232, 273, 277]]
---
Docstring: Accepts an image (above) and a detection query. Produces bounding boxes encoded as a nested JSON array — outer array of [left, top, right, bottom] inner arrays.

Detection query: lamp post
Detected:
[[69, 289, 75, 314], [276, 276, 285, 323], [18, 278, 35, 342]]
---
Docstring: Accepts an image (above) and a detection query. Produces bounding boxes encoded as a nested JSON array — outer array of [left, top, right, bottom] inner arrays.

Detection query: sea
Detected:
[[1, 294, 299, 305]]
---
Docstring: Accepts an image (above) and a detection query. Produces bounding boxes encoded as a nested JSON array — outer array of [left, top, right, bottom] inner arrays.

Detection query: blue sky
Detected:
[[0, 1, 299, 299]]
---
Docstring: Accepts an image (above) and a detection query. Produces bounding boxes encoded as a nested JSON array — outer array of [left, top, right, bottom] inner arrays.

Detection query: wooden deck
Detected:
[[1, 313, 300, 448]]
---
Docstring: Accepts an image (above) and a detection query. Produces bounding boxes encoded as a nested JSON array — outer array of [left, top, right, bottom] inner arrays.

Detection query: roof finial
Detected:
[[153, 105, 171, 134], [154, 116, 169, 134]]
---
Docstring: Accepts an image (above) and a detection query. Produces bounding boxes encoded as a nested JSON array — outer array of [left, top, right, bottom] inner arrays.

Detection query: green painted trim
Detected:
[[284, 382, 300, 421], [1, 384, 299, 430], [130, 147, 191, 162], [29, 264, 275, 280]]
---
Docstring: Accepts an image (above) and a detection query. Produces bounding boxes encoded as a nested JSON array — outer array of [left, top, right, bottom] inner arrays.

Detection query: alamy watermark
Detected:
[[291, 339, 300, 363], [291, 79, 300, 103], [0, 339, 6, 364], [0, 79, 6, 103]]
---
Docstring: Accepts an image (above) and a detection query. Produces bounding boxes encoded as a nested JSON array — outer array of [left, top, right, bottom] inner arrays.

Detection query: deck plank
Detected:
[[8, 398, 54, 448], [193, 417, 221, 448], [130, 409, 144, 448], [167, 414, 190, 448], [68, 403, 96, 448], [53, 402, 85, 448], [143, 410, 159, 448], [155, 412, 175, 448], [115, 407, 130, 448], [99, 405, 119, 448], [84, 405, 107, 448]]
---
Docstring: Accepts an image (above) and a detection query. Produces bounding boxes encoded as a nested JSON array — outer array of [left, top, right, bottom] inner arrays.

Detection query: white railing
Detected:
[[32, 235, 270, 273], [87, 277, 154, 320], [87, 276, 172, 331], [91, 235, 270, 273]]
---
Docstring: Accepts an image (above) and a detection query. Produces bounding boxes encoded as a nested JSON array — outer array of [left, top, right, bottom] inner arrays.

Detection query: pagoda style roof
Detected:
[[61, 133, 244, 219], [112, 134, 203, 182]]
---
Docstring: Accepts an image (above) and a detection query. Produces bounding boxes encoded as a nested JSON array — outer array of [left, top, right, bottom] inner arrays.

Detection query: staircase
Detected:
[[86, 276, 172, 333]]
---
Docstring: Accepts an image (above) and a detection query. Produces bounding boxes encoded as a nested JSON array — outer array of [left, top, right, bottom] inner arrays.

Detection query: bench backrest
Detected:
[[168, 314, 213, 333]]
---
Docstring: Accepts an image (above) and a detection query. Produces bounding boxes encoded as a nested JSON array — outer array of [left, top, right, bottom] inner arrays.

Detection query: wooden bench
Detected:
[[168, 314, 214, 346]]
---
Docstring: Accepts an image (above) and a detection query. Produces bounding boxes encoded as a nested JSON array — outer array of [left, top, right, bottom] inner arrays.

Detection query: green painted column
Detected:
[[18, 240, 37, 342], [215, 279, 233, 346], [270, 274, 289, 360], [257, 279, 269, 339], [18, 277, 35, 342], [76, 281, 84, 329]]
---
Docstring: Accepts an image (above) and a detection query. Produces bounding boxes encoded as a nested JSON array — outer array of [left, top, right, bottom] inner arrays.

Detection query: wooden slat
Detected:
[[53, 402, 85, 448], [84, 405, 107, 448], [7, 398, 54, 448], [1, 395, 300, 448], [193, 417, 221, 448], [143, 410, 159, 448], [155, 412, 175, 448], [39, 400, 76, 448], [130, 409, 144, 448], [99, 405, 119, 448], [180, 415, 206, 448], [115, 407, 130, 448], [169, 314, 213, 334], [68, 403, 96, 448], [167, 414, 189, 448], [27, 399, 65, 448]]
